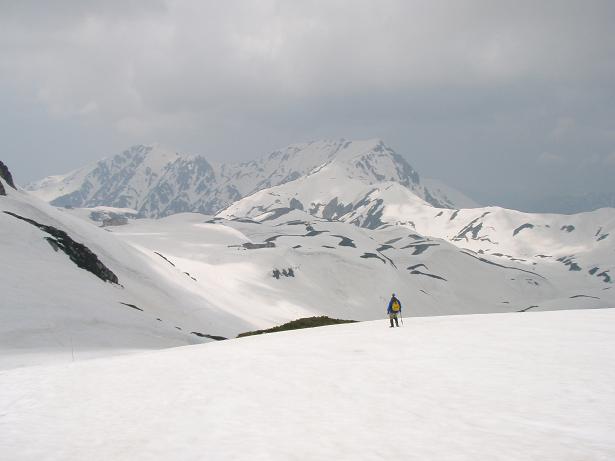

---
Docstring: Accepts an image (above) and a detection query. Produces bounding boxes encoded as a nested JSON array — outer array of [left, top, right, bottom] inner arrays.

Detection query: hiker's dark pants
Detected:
[[389, 313, 399, 327]]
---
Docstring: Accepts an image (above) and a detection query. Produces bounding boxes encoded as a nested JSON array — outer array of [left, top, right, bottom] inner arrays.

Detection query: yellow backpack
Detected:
[[391, 299, 401, 312]]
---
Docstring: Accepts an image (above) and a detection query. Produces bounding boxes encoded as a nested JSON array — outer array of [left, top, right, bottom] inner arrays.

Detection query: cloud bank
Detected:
[[1, 0, 614, 210]]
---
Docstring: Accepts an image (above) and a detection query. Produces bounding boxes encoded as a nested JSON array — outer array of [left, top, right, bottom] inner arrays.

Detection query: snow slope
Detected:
[[25, 139, 472, 217], [220, 178, 615, 291], [0, 182, 242, 369], [1, 309, 613, 460], [4, 167, 614, 370]]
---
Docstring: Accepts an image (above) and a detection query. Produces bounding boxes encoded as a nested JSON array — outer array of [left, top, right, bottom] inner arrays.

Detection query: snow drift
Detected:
[[1, 309, 613, 460]]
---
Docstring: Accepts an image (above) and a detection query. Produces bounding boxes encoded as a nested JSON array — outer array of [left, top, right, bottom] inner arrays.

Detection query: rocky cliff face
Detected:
[[0, 161, 16, 195]]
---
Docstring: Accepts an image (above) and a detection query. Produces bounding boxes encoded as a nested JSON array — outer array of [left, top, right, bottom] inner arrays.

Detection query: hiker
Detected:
[[387, 293, 402, 327]]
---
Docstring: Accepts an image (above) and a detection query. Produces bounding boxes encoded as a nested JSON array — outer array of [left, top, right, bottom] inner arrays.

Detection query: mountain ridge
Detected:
[[25, 139, 477, 217]]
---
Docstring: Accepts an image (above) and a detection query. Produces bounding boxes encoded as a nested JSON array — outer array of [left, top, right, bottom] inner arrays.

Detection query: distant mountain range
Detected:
[[25, 139, 477, 218]]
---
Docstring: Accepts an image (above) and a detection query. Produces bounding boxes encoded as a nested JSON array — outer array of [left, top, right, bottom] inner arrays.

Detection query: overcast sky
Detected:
[[1, 0, 614, 210]]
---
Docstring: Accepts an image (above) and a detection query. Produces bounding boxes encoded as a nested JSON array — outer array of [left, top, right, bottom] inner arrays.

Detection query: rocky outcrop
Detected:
[[0, 161, 16, 195], [3, 211, 119, 284]]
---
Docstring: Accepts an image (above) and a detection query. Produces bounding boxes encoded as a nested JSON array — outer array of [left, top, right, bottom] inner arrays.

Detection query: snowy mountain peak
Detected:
[[26, 139, 470, 217]]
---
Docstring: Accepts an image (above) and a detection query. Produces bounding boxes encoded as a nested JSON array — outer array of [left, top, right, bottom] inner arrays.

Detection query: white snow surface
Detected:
[[2, 175, 614, 369], [1, 309, 614, 460]]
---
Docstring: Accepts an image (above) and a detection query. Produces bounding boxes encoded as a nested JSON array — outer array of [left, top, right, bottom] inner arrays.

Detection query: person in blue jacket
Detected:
[[387, 293, 402, 327]]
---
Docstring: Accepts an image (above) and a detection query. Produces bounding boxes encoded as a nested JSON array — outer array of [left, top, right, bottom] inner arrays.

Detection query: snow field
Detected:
[[1, 309, 613, 460]]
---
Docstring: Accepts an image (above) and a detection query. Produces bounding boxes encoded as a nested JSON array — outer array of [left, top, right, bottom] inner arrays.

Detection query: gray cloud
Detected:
[[1, 0, 615, 211]]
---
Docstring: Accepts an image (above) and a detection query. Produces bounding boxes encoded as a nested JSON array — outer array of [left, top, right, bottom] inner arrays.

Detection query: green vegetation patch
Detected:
[[238, 316, 357, 338]]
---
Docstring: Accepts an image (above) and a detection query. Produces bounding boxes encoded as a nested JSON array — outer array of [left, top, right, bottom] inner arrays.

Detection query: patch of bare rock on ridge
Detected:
[[3, 210, 119, 284], [0, 160, 16, 195], [2, 161, 118, 284]]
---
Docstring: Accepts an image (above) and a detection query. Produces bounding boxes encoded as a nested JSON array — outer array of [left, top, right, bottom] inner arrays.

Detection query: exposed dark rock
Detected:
[[4, 211, 119, 284], [361, 199, 385, 229], [513, 223, 534, 236], [449, 210, 459, 221], [101, 216, 128, 227], [401, 243, 440, 255], [120, 302, 143, 311], [305, 230, 328, 237], [597, 271, 611, 283], [352, 189, 379, 210], [384, 237, 402, 244], [322, 197, 353, 220], [376, 244, 393, 252], [283, 220, 307, 226], [44, 237, 60, 251], [423, 187, 452, 208], [360, 252, 386, 263], [322, 245, 335, 249], [518, 305, 539, 312], [589, 267, 599, 275], [154, 251, 175, 266], [454, 214, 490, 241], [409, 270, 447, 281], [332, 235, 356, 247], [407, 263, 428, 271], [388, 149, 421, 185], [183, 272, 197, 281], [561, 225, 575, 233], [191, 332, 227, 341], [0, 161, 16, 190], [460, 250, 546, 279], [557, 256, 582, 271], [243, 241, 275, 249], [272, 267, 295, 279], [570, 295, 600, 299]]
